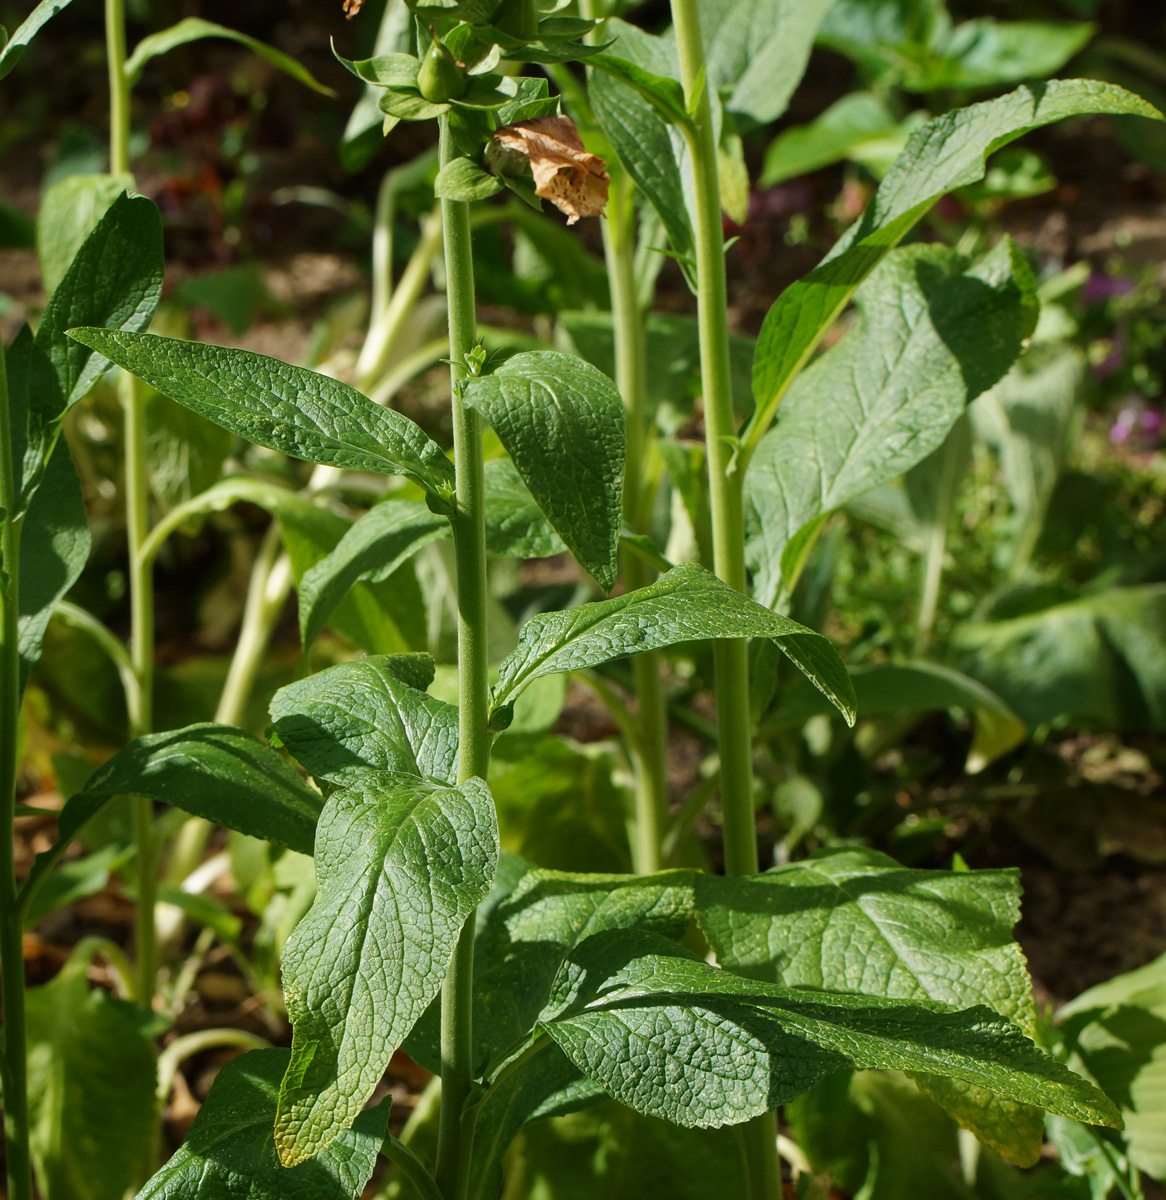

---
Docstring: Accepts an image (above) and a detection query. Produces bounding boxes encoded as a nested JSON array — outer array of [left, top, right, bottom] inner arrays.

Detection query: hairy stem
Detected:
[[1, 336, 33, 1200], [435, 115, 488, 1200], [668, 0, 781, 1191]]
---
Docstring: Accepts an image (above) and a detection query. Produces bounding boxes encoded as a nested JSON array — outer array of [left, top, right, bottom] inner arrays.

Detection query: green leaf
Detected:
[[695, 845, 1043, 1161], [17, 440, 90, 691], [483, 457, 565, 558], [463, 351, 625, 591], [589, 52, 690, 129], [589, 70, 695, 284], [435, 155, 505, 201], [539, 930, 1122, 1131], [956, 584, 1166, 731], [64, 330, 456, 504], [275, 770, 498, 1164], [745, 239, 1037, 607], [144, 390, 235, 510], [271, 655, 459, 785], [491, 562, 855, 726], [137, 1050, 388, 1200], [519, 1103, 749, 1200], [124, 17, 335, 94], [0, 0, 75, 80], [36, 173, 135, 296], [701, 0, 835, 124], [78, 723, 323, 855], [1059, 952, 1166, 1180], [297, 500, 449, 649], [34, 192, 163, 431], [772, 661, 1026, 775], [26, 949, 156, 1200], [761, 92, 901, 186], [747, 79, 1161, 454]]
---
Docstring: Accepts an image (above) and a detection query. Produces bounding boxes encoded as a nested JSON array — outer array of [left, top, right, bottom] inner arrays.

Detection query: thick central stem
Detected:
[[668, 0, 780, 1193], [1, 338, 33, 1200], [435, 116, 488, 1200]]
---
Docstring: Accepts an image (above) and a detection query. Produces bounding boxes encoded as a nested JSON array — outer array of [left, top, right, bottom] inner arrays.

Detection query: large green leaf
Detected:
[[747, 80, 1161, 455], [37, 194, 164, 415], [700, 0, 835, 124], [26, 949, 156, 1200], [0, 0, 76, 80], [297, 500, 448, 649], [275, 769, 498, 1164], [463, 351, 625, 591], [539, 930, 1121, 1131], [745, 239, 1037, 607], [1059, 952, 1166, 1180], [64, 330, 457, 504], [956, 584, 1166, 731], [271, 655, 459, 785], [36, 173, 135, 296], [696, 846, 1043, 1161], [490, 562, 855, 725], [124, 17, 335, 94], [78, 723, 323, 855], [18, 440, 90, 691], [137, 1050, 388, 1200]]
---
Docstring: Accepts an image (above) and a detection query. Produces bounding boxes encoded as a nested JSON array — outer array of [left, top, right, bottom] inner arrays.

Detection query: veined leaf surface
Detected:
[[748, 80, 1161, 454], [491, 562, 855, 725], [463, 351, 625, 591], [64, 329, 457, 502], [137, 1050, 387, 1200], [271, 655, 459, 784], [275, 770, 498, 1164]]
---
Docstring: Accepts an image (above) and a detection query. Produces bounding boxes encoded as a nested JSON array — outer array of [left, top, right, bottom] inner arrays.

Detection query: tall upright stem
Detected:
[[434, 116, 488, 1200], [1, 339, 33, 1200], [668, 0, 780, 1193], [604, 175, 668, 874], [107, 0, 156, 1003]]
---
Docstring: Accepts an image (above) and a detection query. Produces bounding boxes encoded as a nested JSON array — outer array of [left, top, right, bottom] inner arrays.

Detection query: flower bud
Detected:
[[417, 43, 468, 103]]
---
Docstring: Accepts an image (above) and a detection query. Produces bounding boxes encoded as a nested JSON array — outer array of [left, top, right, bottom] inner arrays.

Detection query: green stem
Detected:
[[434, 115, 488, 1200], [668, 0, 780, 1192], [105, 0, 130, 175], [107, 0, 156, 1005], [1, 336, 33, 1200], [605, 172, 669, 875]]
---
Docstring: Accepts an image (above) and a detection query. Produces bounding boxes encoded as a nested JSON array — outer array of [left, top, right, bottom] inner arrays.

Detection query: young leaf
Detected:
[[588, 54, 691, 129], [695, 845, 1043, 1160], [539, 930, 1122, 1131], [65, 330, 457, 504], [78, 723, 323, 855], [490, 562, 856, 726], [747, 79, 1162, 455], [36, 172, 135, 296], [275, 770, 498, 1164], [434, 156, 505, 201], [744, 239, 1037, 607], [0, 0, 75, 80], [297, 500, 449, 649], [26, 949, 157, 1200], [483, 457, 566, 558], [137, 1050, 389, 1200], [124, 17, 335, 94], [463, 351, 625, 591], [271, 655, 459, 785], [17, 440, 90, 690]]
